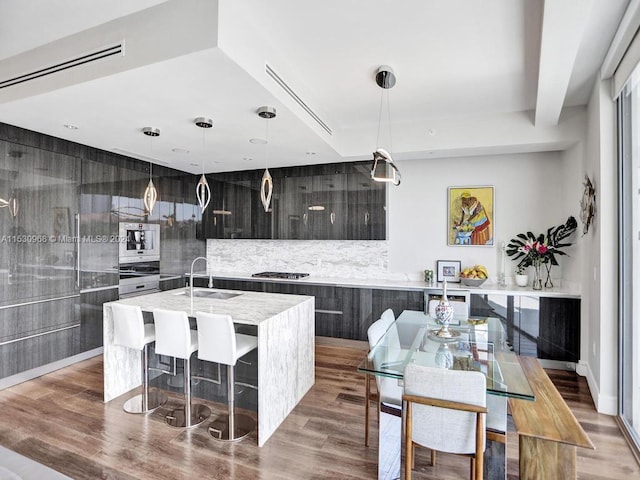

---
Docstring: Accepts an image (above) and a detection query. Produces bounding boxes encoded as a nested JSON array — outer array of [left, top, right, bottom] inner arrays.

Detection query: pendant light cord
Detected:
[[201, 127, 206, 175], [375, 89, 393, 154], [265, 117, 270, 169], [148, 135, 153, 180]]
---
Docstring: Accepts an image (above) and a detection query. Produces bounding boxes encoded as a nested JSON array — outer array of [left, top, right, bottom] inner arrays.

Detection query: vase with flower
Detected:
[[506, 216, 577, 290]]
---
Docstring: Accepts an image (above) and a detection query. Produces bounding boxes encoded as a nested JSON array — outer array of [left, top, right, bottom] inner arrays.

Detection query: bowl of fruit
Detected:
[[459, 265, 488, 287]]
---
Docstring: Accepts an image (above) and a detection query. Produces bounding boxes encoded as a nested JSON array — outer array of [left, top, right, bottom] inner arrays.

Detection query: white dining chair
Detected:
[[403, 363, 487, 480], [364, 309, 403, 447]]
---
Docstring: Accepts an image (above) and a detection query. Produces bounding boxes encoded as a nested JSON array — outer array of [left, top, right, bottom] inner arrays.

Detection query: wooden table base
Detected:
[[519, 435, 577, 480]]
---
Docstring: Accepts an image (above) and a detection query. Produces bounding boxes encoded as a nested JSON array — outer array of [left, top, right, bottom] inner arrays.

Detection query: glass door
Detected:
[[619, 72, 640, 452]]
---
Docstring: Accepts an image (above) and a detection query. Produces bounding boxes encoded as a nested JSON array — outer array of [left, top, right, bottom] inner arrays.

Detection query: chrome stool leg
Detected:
[[123, 343, 167, 414], [208, 364, 256, 441], [165, 357, 211, 428]]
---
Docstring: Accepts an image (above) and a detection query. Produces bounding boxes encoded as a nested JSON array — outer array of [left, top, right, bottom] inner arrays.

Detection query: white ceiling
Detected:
[[0, 0, 629, 174]]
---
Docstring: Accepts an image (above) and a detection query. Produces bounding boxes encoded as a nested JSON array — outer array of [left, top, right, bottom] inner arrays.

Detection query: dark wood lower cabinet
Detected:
[[79, 288, 119, 354], [0, 296, 81, 378], [538, 297, 580, 362], [196, 279, 581, 363], [209, 278, 425, 341], [470, 293, 581, 363]]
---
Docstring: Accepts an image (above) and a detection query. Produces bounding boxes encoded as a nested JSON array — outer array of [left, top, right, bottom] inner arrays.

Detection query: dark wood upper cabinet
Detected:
[[203, 161, 386, 240]]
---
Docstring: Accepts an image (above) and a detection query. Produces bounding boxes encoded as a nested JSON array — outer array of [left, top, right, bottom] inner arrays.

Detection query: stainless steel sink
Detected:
[[173, 288, 242, 300]]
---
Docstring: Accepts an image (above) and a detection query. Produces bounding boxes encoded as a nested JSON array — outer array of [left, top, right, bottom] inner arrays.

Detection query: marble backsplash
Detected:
[[206, 239, 411, 281]]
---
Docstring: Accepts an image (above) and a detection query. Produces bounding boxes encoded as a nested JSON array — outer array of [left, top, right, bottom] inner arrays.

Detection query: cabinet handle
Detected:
[[330, 212, 336, 225], [316, 309, 343, 315], [303, 213, 308, 226], [364, 212, 370, 226], [75, 213, 80, 287]]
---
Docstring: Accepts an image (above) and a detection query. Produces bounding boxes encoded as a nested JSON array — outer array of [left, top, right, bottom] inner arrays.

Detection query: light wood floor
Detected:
[[0, 338, 638, 479]]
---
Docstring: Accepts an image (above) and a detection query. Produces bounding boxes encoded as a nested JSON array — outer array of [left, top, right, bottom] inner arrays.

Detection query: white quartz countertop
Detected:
[[191, 270, 581, 299], [106, 287, 314, 325]]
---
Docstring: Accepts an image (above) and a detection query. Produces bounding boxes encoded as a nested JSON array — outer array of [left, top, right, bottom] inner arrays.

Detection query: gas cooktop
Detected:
[[251, 271, 310, 280]]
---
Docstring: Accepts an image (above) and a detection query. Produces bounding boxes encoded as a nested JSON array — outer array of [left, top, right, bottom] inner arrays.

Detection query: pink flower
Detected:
[[538, 244, 548, 254]]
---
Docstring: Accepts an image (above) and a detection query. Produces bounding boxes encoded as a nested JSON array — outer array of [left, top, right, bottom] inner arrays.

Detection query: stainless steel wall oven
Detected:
[[118, 223, 160, 297]]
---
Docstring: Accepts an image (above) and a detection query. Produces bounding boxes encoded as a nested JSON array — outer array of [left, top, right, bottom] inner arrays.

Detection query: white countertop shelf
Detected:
[[194, 270, 581, 299]]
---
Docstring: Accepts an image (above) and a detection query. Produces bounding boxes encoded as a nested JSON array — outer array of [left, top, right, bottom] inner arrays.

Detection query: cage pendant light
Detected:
[[194, 117, 213, 212], [257, 106, 276, 212], [8, 191, 18, 218], [142, 127, 160, 214], [371, 65, 401, 186]]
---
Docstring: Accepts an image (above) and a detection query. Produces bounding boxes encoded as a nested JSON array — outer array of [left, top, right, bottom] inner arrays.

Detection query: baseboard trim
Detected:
[[584, 360, 618, 415]]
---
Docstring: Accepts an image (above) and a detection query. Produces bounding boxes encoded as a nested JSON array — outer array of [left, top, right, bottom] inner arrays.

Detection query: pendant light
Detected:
[[8, 191, 18, 218], [194, 117, 213, 212], [257, 106, 275, 212], [142, 127, 160, 214], [371, 65, 401, 186]]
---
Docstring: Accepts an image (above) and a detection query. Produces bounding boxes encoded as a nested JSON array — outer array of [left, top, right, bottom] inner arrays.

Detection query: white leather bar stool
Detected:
[[111, 303, 167, 414], [196, 311, 258, 441], [153, 308, 211, 428]]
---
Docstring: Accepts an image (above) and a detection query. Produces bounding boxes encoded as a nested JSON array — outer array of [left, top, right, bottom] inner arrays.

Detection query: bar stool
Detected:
[[153, 308, 211, 428], [196, 311, 258, 441], [111, 303, 167, 414]]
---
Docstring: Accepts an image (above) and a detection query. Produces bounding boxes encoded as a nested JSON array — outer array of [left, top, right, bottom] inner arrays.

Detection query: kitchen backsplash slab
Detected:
[[206, 239, 411, 281]]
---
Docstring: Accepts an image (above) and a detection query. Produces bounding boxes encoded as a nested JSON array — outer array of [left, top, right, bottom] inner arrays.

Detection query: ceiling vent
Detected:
[[265, 63, 332, 136], [0, 43, 124, 90]]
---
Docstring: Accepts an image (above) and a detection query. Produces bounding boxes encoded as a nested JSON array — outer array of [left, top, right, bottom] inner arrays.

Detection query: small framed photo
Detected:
[[437, 260, 462, 283]]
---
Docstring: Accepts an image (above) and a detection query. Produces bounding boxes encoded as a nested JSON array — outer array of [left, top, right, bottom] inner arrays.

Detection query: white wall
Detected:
[[583, 76, 619, 414], [387, 150, 583, 285]]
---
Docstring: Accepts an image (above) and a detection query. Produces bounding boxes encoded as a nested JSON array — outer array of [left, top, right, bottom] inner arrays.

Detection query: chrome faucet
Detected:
[[190, 256, 208, 301]]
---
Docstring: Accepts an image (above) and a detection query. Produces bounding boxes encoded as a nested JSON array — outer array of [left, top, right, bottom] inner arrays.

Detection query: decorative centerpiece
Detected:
[[506, 216, 577, 289], [433, 279, 456, 338], [434, 343, 454, 369]]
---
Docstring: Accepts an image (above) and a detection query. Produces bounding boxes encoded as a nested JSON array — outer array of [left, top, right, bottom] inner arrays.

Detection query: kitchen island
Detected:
[[103, 287, 315, 446]]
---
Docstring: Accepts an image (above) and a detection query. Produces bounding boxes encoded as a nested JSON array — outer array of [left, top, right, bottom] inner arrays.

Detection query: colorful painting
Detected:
[[448, 186, 494, 246]]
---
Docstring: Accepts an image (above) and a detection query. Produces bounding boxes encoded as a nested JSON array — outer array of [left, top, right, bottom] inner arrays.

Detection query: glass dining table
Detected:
[[357, 309, 535, 480]]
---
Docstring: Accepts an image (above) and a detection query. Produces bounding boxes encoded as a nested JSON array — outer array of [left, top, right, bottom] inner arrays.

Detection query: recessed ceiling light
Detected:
[[64, 124, 79, 130], [172, 148, 190, 154], [142, 126, 160, 137], [189, 163, 199, 167], [306, 151, 316, 155], [243, 157, 253, 161], [249, 138, 267, 145], [428, 128, 436, 136]]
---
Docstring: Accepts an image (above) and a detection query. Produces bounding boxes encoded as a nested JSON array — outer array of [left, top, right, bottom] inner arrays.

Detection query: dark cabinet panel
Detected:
[[205, 161, 386, 240], [347, 169, 386, 240], [470, 293, 581, 363], [80, 156, 119, 289], [209, 278, 424, 341], [0, 296, 81, 378], [0, 327, 81, 378], [538, 297, 580, 362], [79, 288, 118, 353], [160, 277, 185, 291], [0, 140, 81, 305]]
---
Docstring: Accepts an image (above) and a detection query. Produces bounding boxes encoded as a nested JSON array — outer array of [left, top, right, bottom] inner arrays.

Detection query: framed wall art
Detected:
[[448, 186, 494, 246], [436, 260, 461, 283]]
